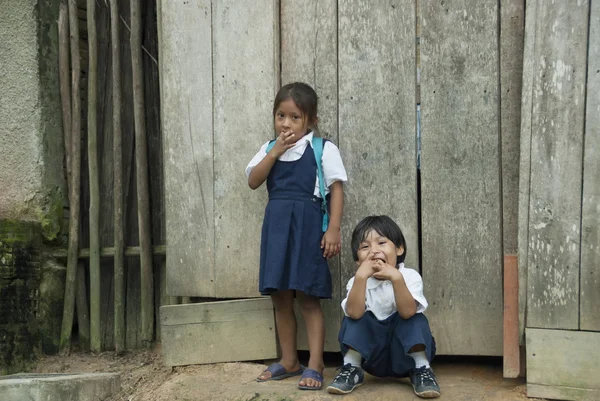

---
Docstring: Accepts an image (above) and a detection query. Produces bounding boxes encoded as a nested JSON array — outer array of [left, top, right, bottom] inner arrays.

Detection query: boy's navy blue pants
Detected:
[[338, 311, 436, 378]]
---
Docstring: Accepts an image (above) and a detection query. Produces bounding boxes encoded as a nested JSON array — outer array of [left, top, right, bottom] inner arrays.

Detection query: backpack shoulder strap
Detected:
[[311, 136, 329, 232], [265, 139, 276, 153]]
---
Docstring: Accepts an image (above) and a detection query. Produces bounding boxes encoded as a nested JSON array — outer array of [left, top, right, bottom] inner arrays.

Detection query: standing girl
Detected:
[[246, 82, 347, 390]]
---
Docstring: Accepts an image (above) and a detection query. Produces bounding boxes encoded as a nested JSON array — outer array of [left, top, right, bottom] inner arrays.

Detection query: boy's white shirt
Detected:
[[245, 132, 348, 196], [341, 263, 428, 321]]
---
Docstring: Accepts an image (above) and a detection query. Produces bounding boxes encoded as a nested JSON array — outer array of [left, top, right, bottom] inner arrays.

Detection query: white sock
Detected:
[[343, 349, 362, 367], [409, 351, 430, 368]]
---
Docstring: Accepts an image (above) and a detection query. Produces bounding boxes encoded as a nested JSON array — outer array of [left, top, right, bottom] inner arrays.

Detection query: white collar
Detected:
[[291, 131, 314, 149], [366, 263, 405, 289]]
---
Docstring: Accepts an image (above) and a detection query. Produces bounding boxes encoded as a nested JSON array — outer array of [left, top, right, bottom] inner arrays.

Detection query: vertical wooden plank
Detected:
[[338, 0, 418, 291], [500, 0, 524, 255], [160, 0, 215, 297], [526, 1, 588, 330], [280, 0, 340, 352], [580, 0, 600, 332], [213, 0, 279, 297], [503, 254, 519, 377], [420, 0, 502, 355], [517, 0, 538, 342], [500, 0, 524, 350]]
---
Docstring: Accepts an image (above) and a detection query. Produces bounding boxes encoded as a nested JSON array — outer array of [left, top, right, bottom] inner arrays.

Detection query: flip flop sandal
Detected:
[[256, 363, 304, 382], [298, 368, 324, 390]]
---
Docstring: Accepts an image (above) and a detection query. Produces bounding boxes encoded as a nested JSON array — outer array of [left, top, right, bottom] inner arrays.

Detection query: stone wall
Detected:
[[0, 0, 65, 373]]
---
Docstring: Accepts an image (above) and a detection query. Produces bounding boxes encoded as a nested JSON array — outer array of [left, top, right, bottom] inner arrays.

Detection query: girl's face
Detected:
[[356, 229, 404, 267], [274, 98, 312, 143]]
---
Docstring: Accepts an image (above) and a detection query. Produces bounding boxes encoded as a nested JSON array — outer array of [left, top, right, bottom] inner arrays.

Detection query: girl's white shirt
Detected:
[[341, 263, 428, 321], [245, 132, 348, 196]]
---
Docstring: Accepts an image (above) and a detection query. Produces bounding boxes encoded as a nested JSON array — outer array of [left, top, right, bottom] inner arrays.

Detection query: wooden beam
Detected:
[[526, 328, 600, 401], [51, 245, 166, 259], [161, 299, 278, 366]]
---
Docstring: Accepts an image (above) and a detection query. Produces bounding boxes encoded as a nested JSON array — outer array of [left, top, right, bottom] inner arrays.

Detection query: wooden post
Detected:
[[131, 0, 154, 346], [109, 0, 125, 354], [60, 0, 82, 353], [75, 262, 90, 348], [503, 254, 520, 377], [87, 0, 101, 354], [58, 2, 71, 186]]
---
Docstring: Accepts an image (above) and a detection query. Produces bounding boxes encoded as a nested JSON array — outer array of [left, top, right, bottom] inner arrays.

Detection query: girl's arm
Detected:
[[321, 181, 343, 257], [248, 131, 295, 189], [248, 152, 277, 189], [328, 181, 343, 229]]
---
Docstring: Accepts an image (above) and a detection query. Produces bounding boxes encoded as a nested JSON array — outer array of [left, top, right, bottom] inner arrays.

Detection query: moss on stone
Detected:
[[35, 186, 65, 242], [0, 219, 41, 246]]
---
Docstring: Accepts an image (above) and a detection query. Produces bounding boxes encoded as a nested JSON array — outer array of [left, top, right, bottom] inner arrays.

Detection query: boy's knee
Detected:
[[408, 344, 426, 353]]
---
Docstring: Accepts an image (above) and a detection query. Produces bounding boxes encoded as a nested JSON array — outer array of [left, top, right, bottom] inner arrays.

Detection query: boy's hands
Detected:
[[321, 226, 341, 258], [355, 254, 378, 280], [372, 259, 403, 282], [269, 130, 296, 158], [355, 255, 403, 282]]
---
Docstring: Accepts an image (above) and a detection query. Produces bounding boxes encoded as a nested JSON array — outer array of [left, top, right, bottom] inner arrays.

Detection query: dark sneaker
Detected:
[[326, 363, 364, 394], [409, 366, 441, 398]]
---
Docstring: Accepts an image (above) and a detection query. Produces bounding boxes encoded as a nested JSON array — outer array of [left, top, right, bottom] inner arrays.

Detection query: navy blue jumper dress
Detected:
[[259, 143, 332, 299]]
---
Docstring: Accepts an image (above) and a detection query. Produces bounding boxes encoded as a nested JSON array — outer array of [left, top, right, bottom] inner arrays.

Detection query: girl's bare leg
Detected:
[[257, 290, 301, 380], [297, 291, 325, 388]]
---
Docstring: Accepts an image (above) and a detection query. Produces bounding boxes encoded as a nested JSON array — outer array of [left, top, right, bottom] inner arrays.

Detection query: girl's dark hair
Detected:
[[273, 82, 318, 130], [351, 215, 407, 265]]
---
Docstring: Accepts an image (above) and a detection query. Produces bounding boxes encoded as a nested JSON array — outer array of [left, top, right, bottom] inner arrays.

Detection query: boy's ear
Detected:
[[396, 245, 405, 257]]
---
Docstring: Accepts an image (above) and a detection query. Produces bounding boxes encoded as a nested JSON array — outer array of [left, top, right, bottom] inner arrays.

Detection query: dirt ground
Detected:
[[30, 345, 546, 401]]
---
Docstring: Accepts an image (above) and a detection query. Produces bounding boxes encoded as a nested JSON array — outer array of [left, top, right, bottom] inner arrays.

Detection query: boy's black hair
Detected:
[[273, 82, 318, 131], [351, 215, 407, 265]]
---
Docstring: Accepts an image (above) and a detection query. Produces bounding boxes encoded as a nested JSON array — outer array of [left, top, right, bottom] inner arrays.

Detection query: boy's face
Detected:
[[356, 229, 404, 267]]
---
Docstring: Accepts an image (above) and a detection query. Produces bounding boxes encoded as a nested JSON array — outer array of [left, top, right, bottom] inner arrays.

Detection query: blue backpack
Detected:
[[266, 137, 329, 232]]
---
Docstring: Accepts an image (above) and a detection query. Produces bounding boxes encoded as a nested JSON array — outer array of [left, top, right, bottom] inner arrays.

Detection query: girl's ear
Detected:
[[310, 116, 319, 131], [396, 245, 405, 257]]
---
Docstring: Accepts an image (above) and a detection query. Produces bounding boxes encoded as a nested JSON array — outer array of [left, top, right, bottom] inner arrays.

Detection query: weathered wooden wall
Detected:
[[161, 0, 517, 358], [161, 0, 279, 299], [420, 0, 503, 356], [520, 0, 600, 399]]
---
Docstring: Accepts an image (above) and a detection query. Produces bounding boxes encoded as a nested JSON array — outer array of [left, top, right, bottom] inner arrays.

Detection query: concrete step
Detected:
[[0, 372, 120, 401]]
